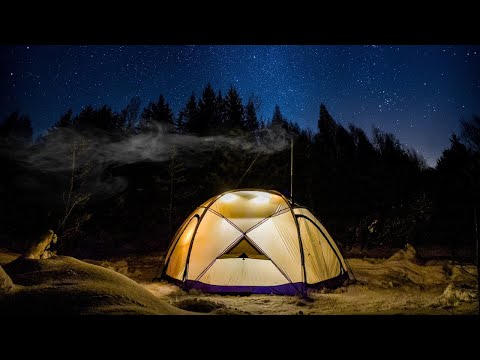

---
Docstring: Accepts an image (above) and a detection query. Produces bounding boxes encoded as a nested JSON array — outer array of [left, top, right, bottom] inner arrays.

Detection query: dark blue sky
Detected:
[[2, 45, 479, 166]]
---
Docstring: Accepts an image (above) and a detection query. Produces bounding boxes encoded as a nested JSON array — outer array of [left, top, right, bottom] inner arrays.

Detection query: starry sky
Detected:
[[1, 45, 479, 166]]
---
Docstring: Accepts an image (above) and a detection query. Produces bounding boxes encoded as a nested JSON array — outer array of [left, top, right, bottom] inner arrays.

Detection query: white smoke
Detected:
[[21, 124, 291, 196]]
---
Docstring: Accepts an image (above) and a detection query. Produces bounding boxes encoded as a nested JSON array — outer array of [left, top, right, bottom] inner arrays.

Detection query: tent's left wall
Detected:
[[165, 208, 204, 280]]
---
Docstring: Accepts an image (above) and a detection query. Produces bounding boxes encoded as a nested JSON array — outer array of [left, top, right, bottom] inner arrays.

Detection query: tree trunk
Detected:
[[23, 230, 58, 260]]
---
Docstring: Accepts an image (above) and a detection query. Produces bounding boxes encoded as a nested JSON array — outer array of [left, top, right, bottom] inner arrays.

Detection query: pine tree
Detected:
[[349, 124, 376, 164], [215, 90, 227, 132], [460, 115, 480, 153], [271, 104, 285, 127], [318, 104, 336, 134], [436, 134, 470, 171], [0, 111, 33, 144], [198, 83, 216, 135], [141, 95, 174, 130], [245, 97, 259, 132], [372, 126, 407, 165], [74, 105, 122, 132], [317, 103, 338, 151], [335, 124, 355, 163], [180, 92, 200, 134], [120, 96, 141, 130], [54, 109, 74, 128], [154, 146, 186, 232], [224, 87, 245, 132], [434, 134, 474, 248]]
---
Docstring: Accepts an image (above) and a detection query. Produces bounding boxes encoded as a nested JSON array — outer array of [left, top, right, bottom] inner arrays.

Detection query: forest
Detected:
[[1, 83, 479, 260]]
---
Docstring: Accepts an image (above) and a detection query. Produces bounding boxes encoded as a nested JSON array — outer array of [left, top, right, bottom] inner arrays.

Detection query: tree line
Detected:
[[0, 83, 479, 259]]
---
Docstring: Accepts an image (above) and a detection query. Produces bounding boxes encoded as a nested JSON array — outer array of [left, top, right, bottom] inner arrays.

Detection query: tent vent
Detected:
[[219, 237, 268, 260]]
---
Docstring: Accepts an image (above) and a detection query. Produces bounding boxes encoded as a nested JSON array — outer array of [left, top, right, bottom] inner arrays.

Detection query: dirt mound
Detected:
[[436, 283, 478, 308], [349, 244, 454, 289], [386, 244, 422, 264], [0, 249, 20, 266], [0, 265, 14, 295], [1, 256, 192, 315]]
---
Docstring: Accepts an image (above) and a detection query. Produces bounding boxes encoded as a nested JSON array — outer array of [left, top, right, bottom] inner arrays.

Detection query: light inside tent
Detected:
[[251, 193, 270, 205], [182, 224, 195, 242], [221, 193, 238, 203]]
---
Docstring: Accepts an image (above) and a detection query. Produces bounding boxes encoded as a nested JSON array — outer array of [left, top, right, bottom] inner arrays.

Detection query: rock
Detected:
[[0, 265, 14, 295], [296, 300, 307, 307]]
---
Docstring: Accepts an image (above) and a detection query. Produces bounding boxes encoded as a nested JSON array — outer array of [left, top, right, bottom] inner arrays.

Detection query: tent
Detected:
[[161, 189, 350, 296]]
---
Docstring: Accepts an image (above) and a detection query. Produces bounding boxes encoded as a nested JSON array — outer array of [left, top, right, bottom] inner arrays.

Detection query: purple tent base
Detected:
[[181, 272, 349, 296], [185, 280, 304, 295]]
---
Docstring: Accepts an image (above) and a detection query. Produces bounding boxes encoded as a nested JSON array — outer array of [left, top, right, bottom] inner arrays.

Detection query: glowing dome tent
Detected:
[[161, 189, 350, 295]]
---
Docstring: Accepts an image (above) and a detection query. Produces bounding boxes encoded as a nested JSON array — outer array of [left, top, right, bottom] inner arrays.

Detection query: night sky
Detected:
[[2, 45, 479, 166]]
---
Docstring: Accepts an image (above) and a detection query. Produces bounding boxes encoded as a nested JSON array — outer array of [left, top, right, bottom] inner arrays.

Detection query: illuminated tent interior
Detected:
[[161, 189, 350, 295]]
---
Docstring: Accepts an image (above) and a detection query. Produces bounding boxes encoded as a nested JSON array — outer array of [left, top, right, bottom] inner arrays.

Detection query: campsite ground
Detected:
[[1, 245, 478, 315], [98, 245, 479, 315]]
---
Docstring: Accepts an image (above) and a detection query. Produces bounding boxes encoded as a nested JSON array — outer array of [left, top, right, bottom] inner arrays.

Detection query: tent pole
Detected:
[[474, 206, 479, 309], [290, 137, 293, 205], [475, 206, 478, 266]]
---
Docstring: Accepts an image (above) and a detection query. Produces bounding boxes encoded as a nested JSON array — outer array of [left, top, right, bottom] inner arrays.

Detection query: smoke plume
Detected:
[[21, 124, 291, 197]]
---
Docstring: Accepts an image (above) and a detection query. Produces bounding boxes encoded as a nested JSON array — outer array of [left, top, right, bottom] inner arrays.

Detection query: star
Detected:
[[1, 44, 479, 168]]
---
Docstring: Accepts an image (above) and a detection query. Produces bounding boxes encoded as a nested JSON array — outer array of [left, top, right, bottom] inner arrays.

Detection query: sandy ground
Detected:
[[1, 245, 478, 315], [0, 251, 190, 315], [87, 245, 478, 315]]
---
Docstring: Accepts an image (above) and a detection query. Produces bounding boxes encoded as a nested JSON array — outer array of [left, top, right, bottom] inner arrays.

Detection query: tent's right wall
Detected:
[[295, 209, 345, 284]]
